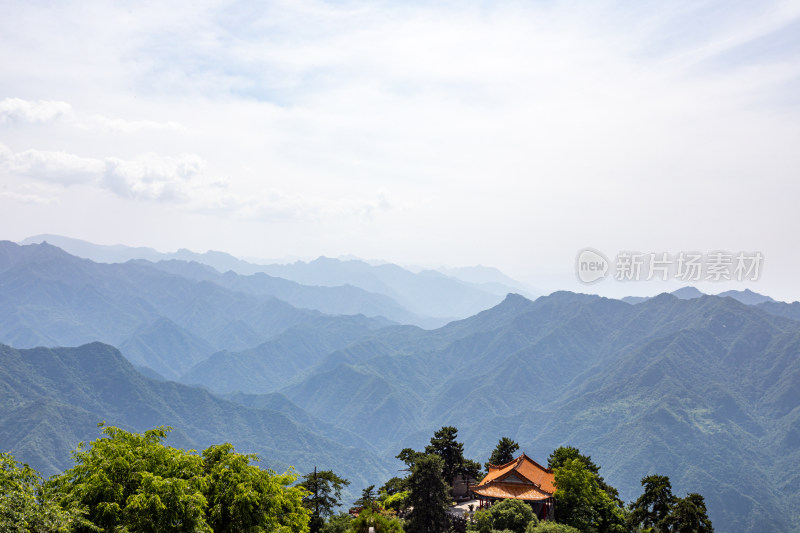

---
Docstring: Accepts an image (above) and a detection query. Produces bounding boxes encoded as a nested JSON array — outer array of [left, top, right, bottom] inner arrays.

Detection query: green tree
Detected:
[[489, 498, 536, 533], [405, 454, 451, 533], [425, 426, 468, 483], [379, 476, 406, 496], [552, 458, 625, 533], [396, 448, 424, 469], [661, 493, 713, 533], [469, 508, 493, 533], [298, 469, 350, 533], [201, 442, 308, 533], [48, 425, 209, 533], [628, 474, 675, 531], [485, 437, 520, 471], [350, 506, 404, 533], [320, 513, 353, 533], [0, 452, 79, 533], [380, 491, 409, 514], [525, 522, 580, 533], [553, 458, 600, 532], [354, 485, 377, 510], [47, 425, 309, 533], [462, 458, 483, 482], [547, 446, 620, 503]]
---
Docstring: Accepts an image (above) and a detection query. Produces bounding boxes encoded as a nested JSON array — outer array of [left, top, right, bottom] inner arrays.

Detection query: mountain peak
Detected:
[[671, 286, 704, 299], [500, 292, 534, 305], [717, 288, 775, 305]]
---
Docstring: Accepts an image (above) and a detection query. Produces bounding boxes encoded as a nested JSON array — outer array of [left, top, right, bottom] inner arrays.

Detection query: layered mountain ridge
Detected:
[[1, 241, 798, 532]]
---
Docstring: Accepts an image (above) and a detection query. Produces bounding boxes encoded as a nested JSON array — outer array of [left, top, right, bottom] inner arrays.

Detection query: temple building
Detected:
[[469, 453, 556, 521]]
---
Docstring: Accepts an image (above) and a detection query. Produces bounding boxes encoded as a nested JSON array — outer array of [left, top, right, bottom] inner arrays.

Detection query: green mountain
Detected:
[[258, 256, 514, 319], [142, 259, 439, 328], [272, 292, 800, 533], [180, 314, 391, 393], [21, 234, 535, 322], [119, 317, 215, 379], [0, 241, 344, 376], [0, 342, 390, 491], [2, 240, 798, 531]]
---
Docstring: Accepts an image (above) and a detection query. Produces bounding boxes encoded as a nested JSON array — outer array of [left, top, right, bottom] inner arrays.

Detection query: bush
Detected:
[[489, 499, 536, 533], [322, 513, 354, 533], [351, 507, 403, 533], [525, 522, 580, 533], [469, 508, 494, 533]]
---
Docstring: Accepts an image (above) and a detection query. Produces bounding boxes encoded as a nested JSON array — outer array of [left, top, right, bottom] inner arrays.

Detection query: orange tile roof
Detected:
[[471, 453, 556, 501], [471, 481, 553, 501]]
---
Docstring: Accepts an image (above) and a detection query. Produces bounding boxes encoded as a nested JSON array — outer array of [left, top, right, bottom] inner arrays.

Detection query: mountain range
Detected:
[[20, 234, 540, 322], [1, 240, 798, 532]]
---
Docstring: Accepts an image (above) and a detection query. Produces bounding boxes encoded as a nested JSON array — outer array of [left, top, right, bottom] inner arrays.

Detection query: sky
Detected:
[[2, 0, 800, 300]]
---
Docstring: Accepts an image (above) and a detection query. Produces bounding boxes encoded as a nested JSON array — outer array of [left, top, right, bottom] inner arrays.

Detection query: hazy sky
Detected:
[[2, 1, 800, 299]]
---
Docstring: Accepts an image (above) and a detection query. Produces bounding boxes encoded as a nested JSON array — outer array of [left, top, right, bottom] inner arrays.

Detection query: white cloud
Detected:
[[0, 190, 58, 205], [102, 153, 203, 202], [0, 97, 186, 133], [8, 148, 104, 185], [1, 143, 199, 200], [2, 1, 800, 298], [0, 98, 72, 124], [0, 141, 393, 221], [81, 115, 187, 133]]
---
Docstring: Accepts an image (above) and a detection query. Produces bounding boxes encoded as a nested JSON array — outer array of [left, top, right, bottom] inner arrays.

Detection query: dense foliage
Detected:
[[405, 454, 451, 533], [0, 452, 79, 533], [485, 438, 520, 471], [628, 475, 713, 533], [552, 458, 626, 533], [468, 499, 537, 533], [4, 243, 774, 532], [425, 426, 482, 483], [1, 420, 717, 533], [45, 425, 309, 533], [298, 469, 350, 533]]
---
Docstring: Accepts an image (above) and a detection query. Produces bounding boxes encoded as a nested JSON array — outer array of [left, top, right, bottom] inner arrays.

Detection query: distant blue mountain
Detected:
[[273, 292, 800, 533], [21, 234, 540, 320], [0, 341, 390, 493], [3, 239, 799, 532]]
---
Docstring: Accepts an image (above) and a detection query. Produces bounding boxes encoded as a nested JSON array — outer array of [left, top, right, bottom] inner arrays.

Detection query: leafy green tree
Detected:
[[380, 491, 409, 513], [462, 458, 484, 482], [425, 426, 469, 483], [525, 522, 580, 533], [47, 425, 309, 533], [0, 452, 79, 533], [396, 448, 424, 469], [660, 493, 713, 533], [489, 498, 536, 533], [48, 425, 209, 533], [320, 512, 353, 533], [552, 458, 625, 533], [469, 508, 493, 533], [379, 476, 407, 496], [547, 447, 620, 503], [350, 506, 404, 533], [628, 474, 675, 531], [553, 458, 599, 532], [298, 469, 350, 533], [406, 454, 451, 533], [201, 442, 308, 533], [485, 437, 520, 471], [628, 475, 714, 533], [354, 485, 377, 510]]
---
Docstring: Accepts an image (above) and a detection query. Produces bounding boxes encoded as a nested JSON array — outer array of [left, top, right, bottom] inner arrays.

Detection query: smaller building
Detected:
[[469, 453, 556, 521]]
